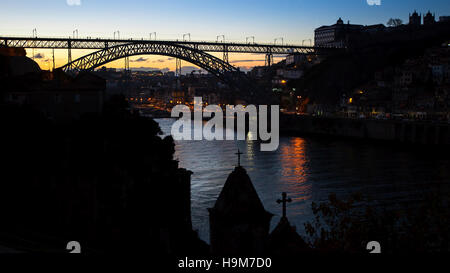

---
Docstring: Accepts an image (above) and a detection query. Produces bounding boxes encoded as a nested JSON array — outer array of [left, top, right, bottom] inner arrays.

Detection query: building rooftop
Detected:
[[209, 166, 272, 219], [1, 55, 41, 77], [268, 216, 309, 254]]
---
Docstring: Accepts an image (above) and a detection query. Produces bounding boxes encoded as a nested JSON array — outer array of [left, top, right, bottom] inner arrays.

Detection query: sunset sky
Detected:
[[1, 0, 449, 71]]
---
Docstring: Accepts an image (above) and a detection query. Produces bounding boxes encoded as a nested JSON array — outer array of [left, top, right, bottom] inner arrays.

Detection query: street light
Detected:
[[182, 33, 191, 41], [274, 37, 284, 45], [302, 39, 312, 46], [32, 28, 37, 60], [216, 35, 225, 43]]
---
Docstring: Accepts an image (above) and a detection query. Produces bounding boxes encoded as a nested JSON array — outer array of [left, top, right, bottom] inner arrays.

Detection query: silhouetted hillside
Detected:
[[0, 98, 208, 254], [297, 21, 450, 106]]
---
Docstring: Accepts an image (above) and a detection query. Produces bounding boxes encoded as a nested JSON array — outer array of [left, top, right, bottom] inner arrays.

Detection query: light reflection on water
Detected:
[[156, 118, 450, 243]]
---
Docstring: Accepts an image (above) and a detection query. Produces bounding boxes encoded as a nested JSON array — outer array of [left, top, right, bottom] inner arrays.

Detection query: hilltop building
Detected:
[[314, 18, 363, 48], [440, 16, 450, 22], [409, 10, 440, 26], [424, 11, 436, 25], [314, 18, 385, 48], [409, 10, 422, 26]]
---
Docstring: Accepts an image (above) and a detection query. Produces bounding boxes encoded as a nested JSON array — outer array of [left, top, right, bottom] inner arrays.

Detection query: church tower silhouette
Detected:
[[268, 192, 310, 255], [208, 158, 273, 255]]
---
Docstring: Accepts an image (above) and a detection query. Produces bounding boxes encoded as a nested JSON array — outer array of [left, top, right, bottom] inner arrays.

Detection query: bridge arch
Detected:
[[59, 42, 251, 92]]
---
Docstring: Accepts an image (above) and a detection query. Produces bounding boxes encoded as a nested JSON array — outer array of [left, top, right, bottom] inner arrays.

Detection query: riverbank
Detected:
[[134, 104, 450, 146], [280, 114, 450, 146], [155, 118, 450, 246]]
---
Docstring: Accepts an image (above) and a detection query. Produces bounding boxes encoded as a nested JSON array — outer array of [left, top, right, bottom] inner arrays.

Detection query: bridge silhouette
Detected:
[[0, 36, 340, 96]]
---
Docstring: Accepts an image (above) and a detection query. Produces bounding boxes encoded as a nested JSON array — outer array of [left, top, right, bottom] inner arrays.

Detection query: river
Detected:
[[155, 118, 450, 243]]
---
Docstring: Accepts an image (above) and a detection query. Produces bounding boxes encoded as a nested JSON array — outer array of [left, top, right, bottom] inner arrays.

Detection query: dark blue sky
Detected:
[[1, 0, 449, 70], [1, 0, 449, 43]]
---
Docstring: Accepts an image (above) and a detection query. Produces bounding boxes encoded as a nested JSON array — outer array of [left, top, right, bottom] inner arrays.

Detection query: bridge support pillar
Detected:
[[52, 49, 55, 71], [223, 45, 229, 63], [124, 55, 130, 72], [124, 56, 131, 90], [176, 58, 182, 77], [68, 40, 72, 64], [265, 53, 273, 67]]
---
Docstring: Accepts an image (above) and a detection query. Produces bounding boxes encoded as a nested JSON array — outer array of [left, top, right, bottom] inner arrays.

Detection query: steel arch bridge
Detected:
[[59, 42, 252, 91], [0, 36, 329, 54]]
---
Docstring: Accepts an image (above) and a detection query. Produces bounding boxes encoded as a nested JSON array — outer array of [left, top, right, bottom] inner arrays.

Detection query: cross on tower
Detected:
[[277, 192, 292, 218], [235, 149, 243, 167]]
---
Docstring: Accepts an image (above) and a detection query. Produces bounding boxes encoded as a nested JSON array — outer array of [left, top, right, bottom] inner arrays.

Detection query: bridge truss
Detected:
[[0, 36, 331, 55], [0, 36, 339, 96], [59, 42, 254, 93]]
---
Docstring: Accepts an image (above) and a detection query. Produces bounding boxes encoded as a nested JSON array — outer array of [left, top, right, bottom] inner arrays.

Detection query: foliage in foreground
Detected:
[[304, 192, 450, 253]]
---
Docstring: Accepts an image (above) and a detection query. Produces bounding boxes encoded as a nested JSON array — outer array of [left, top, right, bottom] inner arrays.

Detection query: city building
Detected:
[[363, 24, 386, 33], [315, 18, 364, 48], [1, 49, 105, 120], [249, 66, 267, 78], [424, 11, 436, 25], [286, 54, 306, 66], [409, 10, 422, 26], [314, 18, 384, 48], [276, 68, 303, 79], [439, 16, 450, 22]]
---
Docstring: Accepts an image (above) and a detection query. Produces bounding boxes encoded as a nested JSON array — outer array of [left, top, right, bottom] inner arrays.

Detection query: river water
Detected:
[[155, 118, 450, 243]]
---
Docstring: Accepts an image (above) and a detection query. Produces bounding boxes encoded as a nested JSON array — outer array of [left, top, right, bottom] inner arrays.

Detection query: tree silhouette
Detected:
[[387, 18, 403, 27]]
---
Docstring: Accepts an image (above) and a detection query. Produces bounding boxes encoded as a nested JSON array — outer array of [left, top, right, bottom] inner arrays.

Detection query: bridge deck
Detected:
[[0, 36, 338, 54]]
